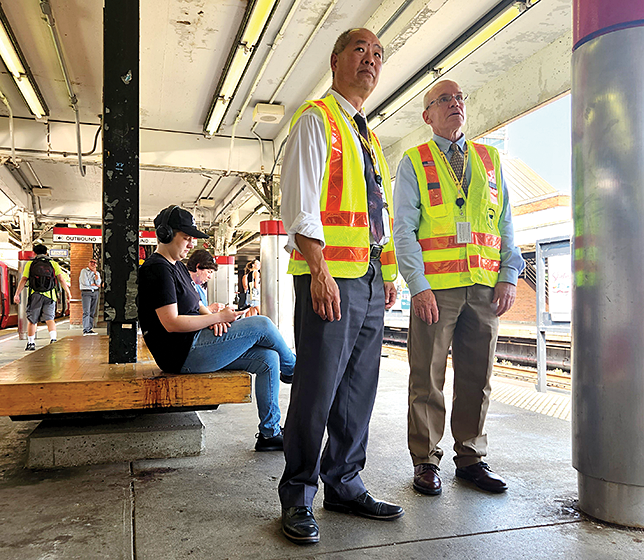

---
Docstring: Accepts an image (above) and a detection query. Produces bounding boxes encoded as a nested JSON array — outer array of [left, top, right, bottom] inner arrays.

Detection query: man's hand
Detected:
[[384, 282, 397, 310], [412, 289, 439, 325], [492, 281, 516, 316], [311, 269, 341, 321], [209, 322, 231, 336], [207, 302, 225, 313], [216, 307, 244, 323], [13, 293, 20, 305]]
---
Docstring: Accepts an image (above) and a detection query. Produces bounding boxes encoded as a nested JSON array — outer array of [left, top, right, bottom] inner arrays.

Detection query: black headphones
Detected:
[[156, 205, 179, 244]]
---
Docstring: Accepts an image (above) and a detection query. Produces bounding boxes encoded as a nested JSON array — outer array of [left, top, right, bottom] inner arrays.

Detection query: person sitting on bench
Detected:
[[138, 205, 295, 451], [185, 249, 258, 317]]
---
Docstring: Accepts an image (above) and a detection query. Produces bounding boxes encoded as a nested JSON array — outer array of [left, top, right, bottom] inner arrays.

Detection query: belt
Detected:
[[369, 245, 383, 261]]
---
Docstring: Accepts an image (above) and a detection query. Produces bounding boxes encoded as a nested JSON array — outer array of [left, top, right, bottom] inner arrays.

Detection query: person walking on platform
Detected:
[[393, 80, 525, 496], [138, 206, 295, 451], [278, 28, 403, 545], [241, 259, 261, 313], [79, 257, 101, 335], [13, 244, 72, 350]]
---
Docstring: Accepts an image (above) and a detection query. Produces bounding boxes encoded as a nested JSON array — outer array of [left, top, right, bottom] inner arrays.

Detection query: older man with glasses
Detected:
[[393, 79, 525, 496], [79, 258, 101, 335]]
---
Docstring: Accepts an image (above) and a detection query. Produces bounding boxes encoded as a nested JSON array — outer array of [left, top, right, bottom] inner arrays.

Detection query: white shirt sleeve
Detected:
[[280, 110, 328, 254]]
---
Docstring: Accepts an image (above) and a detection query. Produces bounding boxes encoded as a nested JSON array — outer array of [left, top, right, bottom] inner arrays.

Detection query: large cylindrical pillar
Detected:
[[259, 220, 293, 348], [572, 0, 644, 527], [17, 250, 34, 340]]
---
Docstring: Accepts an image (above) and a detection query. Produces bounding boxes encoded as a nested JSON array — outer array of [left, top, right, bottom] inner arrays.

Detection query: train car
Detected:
[[0, 261, 19, 328], [0, 260, 70, 329]]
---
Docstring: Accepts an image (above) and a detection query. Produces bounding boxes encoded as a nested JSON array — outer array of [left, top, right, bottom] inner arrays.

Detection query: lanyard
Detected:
[[336, 103, 382, 185], [437, 144, 469, 215]]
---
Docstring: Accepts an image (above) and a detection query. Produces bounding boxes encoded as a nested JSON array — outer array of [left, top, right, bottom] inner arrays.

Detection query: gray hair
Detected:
[[332, 29, 357, 57]]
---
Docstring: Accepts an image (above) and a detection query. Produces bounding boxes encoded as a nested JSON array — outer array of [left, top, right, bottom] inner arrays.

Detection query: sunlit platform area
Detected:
[[0, 334, 641, 559]]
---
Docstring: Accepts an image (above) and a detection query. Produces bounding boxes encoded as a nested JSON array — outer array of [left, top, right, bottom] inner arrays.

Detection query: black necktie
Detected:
[[353, 113, 385, 244], [450, 142, 467, 195]]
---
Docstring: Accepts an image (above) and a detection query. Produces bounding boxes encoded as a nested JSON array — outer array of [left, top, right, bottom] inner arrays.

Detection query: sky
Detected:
[[506, 94, 572, 194]]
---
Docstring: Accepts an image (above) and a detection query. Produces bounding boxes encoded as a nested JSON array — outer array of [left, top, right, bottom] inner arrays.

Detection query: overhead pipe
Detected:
[[0, 89, 16, 165], [40, 0, 86, 177]]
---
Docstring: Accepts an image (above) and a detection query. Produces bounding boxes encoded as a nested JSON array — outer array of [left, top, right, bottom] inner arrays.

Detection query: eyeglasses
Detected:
[[425, 93, 468, 110]]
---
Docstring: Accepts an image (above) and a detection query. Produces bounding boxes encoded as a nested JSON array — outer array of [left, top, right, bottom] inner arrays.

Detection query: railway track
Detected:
[[382, 344, 571, 391]]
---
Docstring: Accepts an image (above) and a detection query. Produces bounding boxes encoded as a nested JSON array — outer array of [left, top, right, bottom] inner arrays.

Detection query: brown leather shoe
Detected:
[[413, 463, 442, 495], [455, 462, 508, 493]]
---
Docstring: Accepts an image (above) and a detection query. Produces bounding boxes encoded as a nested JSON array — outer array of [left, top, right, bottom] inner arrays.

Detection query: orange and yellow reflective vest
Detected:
[[287, 94, 398, 282], [405, 140, 503, 290]]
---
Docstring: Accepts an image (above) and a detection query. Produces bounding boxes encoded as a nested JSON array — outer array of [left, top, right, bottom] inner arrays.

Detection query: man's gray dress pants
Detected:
[[81, 290, 99, 333], [279, 260, 385, 507]]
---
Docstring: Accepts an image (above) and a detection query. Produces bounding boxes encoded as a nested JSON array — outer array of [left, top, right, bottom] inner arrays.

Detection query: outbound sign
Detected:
[[53, 227, 159, 245]]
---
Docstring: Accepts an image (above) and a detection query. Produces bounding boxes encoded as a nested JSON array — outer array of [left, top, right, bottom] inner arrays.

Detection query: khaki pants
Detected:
[[407, 284, 499, 469]]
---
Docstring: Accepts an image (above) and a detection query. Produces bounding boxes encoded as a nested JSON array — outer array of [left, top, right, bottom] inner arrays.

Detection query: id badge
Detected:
[[456, 221, 472, 244]]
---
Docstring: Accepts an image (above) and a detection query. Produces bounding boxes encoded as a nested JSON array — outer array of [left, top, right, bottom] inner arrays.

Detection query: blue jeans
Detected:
[[180, 315, 295, 437]]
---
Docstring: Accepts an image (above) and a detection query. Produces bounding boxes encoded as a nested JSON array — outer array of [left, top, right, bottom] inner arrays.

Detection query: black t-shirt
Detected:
[[138, 253, 201, 372]]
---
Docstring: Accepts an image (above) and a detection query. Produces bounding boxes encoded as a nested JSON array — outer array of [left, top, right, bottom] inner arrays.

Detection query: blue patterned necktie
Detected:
[[353, 113, 385, 244]]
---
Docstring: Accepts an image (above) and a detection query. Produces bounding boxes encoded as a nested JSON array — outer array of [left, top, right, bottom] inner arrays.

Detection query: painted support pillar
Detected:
[[259, 220, 293, 348], [16, 250, 34, 340], [102, 0, 139, 363], [207, 256, 236, 307], [572, 0, 644, 527]]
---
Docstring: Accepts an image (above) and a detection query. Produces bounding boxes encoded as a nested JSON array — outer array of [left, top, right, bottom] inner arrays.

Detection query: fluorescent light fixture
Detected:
[[15, 76, 46, 118], [368, 0, 534, 128], [204, 0, 277, 135], [435, 6, 522, 73], [0, 24, 23, 76], [0, 6, 49, 118]]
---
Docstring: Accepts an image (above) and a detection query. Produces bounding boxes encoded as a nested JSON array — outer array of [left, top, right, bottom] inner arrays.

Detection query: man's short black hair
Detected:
[[33, 244, 48, 255], [186, 249, 218, 272]]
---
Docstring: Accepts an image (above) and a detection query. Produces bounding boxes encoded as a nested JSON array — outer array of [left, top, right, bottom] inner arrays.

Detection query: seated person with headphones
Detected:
[[138, 205, 295, 451]]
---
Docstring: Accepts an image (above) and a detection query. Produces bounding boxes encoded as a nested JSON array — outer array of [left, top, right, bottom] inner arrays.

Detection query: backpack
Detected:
[[29, 257, 56, 293]]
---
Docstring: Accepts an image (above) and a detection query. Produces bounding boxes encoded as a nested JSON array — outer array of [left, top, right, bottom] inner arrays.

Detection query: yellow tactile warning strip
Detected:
[[489, 376, 571, 421]]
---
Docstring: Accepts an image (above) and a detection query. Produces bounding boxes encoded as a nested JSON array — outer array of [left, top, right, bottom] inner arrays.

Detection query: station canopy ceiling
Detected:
[[0, 0, 571, 258]]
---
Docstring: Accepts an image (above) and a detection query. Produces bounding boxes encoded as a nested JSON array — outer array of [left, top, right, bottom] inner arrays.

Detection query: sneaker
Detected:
[[50, 339, 57, 344], [25, 342, 36, 351], [83, 330, 98, 336], [255, 429, 284, 452]]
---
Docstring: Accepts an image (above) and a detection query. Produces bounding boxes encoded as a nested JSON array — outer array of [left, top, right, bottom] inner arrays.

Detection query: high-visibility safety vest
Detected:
[[287, 95, 398, 282], [405, 140, 503, 290]]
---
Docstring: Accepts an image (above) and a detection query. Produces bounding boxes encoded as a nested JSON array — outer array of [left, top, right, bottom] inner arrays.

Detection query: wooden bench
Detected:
[[0, 335, 252, 418]]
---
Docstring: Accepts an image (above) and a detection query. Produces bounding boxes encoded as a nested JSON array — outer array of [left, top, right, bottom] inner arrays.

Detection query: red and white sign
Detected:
[[53, 227, 159, 245], [139, 231, 157, 246], [53, 227, 102, 243]]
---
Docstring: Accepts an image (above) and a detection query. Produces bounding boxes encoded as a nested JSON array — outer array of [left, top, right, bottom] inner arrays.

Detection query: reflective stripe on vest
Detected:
[[287, 95, 398, 281], [406, 140, 503, 290]]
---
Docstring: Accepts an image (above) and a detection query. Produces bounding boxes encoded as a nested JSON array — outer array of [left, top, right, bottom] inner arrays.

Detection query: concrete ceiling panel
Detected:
[[0, 0, 576, 236]]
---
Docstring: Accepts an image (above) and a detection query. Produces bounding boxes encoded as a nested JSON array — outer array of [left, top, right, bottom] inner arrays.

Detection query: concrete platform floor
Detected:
[[1, 328, 643, 559]]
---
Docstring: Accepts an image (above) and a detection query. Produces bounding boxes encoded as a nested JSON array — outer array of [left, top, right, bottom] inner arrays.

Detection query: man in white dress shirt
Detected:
[[79, 258, 101, 335], [278, 28, 403, 545]]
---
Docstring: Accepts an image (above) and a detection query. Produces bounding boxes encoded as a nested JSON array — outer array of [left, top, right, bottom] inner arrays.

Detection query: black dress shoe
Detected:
[[456, 461, 508, 493], [323, 491, 404, 520], [282, 506, 319, 544], [413, 463, 442, 495], [255, 429, 283, 452], [280, 372, 293, 384]]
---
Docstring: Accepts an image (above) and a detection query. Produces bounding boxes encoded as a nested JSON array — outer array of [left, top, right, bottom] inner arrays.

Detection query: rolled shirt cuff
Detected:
[[284, 212, 325, 255]]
